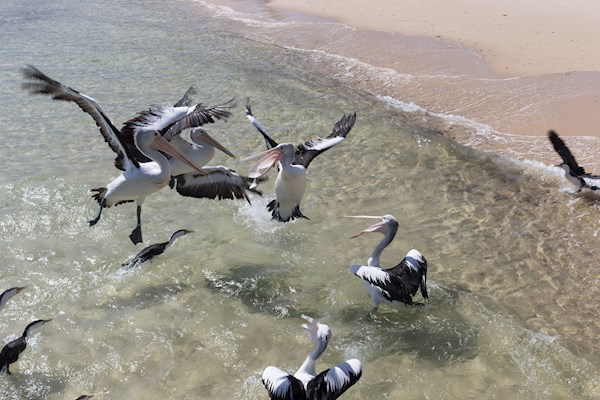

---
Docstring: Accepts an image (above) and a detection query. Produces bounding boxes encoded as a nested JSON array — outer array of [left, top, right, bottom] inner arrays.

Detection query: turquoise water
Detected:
[[1, 0, 599, 399]]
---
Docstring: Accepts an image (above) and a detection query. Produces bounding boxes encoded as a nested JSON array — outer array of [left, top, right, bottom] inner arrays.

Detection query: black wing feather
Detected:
[[294, 113, 356, 168], [21, 65, 139, 170], [548, 130, 586, 176]]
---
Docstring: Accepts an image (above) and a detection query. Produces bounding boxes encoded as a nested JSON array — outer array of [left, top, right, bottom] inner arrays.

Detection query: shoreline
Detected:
[[200, 0, 600, 169]]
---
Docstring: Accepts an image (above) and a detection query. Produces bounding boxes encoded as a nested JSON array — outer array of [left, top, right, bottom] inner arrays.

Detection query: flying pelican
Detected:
[[123, 89, 261, 203], [548, 130, 600, 191], [262, 315, 362, 400], [245, 102, 356, 221], [347, 215, 428, 311], [122, 228, 193, 269], [0, 286, 26, 312], [0, 319, 52, 375], [21, 66, 217, 244]]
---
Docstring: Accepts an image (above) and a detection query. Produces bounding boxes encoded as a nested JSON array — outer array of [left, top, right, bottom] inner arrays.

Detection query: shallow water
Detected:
[[1, 0, 600, 399]]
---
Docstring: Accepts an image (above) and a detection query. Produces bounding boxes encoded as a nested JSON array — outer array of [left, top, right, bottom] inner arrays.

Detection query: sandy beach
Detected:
[[207, 0, 600, 169], [267, 0, 600, 77]]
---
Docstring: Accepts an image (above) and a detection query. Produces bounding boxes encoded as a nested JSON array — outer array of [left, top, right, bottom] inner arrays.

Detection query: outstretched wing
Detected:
[[119, 104, 192, 165], [174, 166, 261, 203], [306, 359, 362, 400], [548, 130, 586, 176], [21, 65, 138, 170], [262, 366, 307, 400], [245, 100, 279, 149], [162, 99, 234, 141], [294, 113, 356, 168], [173, 86, 196, 107]]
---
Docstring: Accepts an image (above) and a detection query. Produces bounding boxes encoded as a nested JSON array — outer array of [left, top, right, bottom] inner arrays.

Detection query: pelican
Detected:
[[21, 65, 217, 244], [262, 315, 362, 400], [348, 215, 428, 311], [122, 228, 193, 269], [245, 102, 356, 221], [167, 128, 262, 202], [548, 130, 600, 191], [0, 319, 52, 375], [0, 286, 26, 312]]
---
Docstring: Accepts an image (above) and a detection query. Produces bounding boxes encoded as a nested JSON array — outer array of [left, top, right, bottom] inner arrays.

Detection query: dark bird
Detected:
[[122, 229, 193, 269], [0, 319, 51, 375], [0, 286, 26, 312], [262, 315, 362, 400], [75, 396, 93, 400], [21, 65, 232, 244], [348, 215, 428, 311], [548, 130, 600, 191], [245, 101, 356, 222]]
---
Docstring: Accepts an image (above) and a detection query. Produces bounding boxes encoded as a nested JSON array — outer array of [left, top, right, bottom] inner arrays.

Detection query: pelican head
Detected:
[[346, 214, 399, 238], [136, 129, 206, 174], [245, 143, 295, 179], [301, 314, 331, 352], [189, 128, 235, 158]]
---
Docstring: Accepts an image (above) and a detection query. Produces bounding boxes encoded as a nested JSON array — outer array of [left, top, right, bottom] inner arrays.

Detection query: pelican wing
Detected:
[[173, 86, 196, 107], [548, 130, 586, 176], [163, 100, 234, 141], [245, 101, 279, 149], [262, 366, 307, 400], [306, 359, 362, 400], [119, 104, 192, 164], [174, 166, 261, 203], [353, 262, 421, 304], [21, 65, 138, 169], [294, 113, 356, 168]]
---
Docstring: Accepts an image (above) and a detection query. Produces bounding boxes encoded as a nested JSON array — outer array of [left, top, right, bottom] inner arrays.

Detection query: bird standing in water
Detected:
[[347, 215, 428, 311], [0, 319, 52, 375]]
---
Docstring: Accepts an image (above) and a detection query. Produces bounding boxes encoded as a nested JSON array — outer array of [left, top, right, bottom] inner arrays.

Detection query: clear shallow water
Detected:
[[1, 0, 600, 399]]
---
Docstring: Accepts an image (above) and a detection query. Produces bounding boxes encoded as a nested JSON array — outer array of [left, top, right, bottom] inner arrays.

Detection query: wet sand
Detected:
[[208, 0, 600, 170]]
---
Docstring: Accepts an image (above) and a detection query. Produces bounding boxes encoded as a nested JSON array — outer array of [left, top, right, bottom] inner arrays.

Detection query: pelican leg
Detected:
[[168, 176, 176, 189], [129, 205, 143, 245], [89, 198, 106, 226]]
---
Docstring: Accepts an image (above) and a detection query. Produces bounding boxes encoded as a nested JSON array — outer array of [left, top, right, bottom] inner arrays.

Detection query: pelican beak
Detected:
[[196, 131, 236, 158], [15, 286, 27, 293], [301, 315, 319, 344], [150, 135, 207, 175], [345, 215, 386, 238], [245, 148, 287, 179]]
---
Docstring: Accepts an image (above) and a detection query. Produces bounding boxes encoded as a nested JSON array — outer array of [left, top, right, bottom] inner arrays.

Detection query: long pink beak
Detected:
[[151, 135, 207, 174], [195, 131, 236, 158], [245, 148, 287, 179], [346, 215, 387, 238]]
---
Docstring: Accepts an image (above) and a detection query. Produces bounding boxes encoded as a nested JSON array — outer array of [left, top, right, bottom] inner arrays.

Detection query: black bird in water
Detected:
[[122, 229, 193, 269], [548, 130, 600, 191], [0, 319, 52, 375], [0, 286, 26, 312]]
